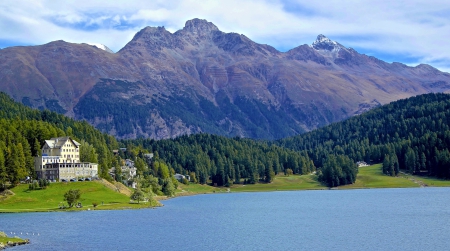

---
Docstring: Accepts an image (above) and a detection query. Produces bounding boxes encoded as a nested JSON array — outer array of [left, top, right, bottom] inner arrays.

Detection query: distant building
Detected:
[[143, 153, 154, 166], [34, 137, 98, 181], [109, 163, 137, 188], [174, 173, 190, 182], [125, 159, 135, 168], [356, 161, 369, 167], [122, 166, 137, 179], [109, 166, 137, 179], [143, 153, 154, 159]]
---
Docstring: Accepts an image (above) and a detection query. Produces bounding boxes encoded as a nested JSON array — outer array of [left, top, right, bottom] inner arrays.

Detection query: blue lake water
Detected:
[[2, 188, 450, 251]]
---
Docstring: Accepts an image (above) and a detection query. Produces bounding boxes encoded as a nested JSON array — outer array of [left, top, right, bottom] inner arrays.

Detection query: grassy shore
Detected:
[[0, 180, 159, 213], [2, 164, 450, 212], [342, 164, 420, 189], [176, 164, 450, 195]]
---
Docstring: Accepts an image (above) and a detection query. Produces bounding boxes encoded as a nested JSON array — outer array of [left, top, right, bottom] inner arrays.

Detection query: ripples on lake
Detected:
[[2, 188, 450, 251]]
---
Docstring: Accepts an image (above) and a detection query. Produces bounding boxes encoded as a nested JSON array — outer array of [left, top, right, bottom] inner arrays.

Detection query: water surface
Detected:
[[2, 188, 450, 250]]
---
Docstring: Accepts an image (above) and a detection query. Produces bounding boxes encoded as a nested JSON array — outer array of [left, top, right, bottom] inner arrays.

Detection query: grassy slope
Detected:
[[231, 174, 324, 192], [176, 173, 325, 195], [343, 164, 420, 189], [0, 180, 157, 213]]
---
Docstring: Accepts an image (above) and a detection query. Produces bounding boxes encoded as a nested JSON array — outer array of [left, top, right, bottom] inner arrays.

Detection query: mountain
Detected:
[[0, 18, 450, 140]]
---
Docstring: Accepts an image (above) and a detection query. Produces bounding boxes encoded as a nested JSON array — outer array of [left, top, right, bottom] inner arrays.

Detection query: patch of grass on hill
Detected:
[[0, 180, 158, 213], [176, 174, 325, 195], [342, 164, 420, 189], [231, 174, 325, 192]]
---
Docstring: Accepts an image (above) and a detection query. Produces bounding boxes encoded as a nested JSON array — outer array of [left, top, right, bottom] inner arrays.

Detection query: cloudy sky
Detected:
[[1, 0, 449, 72]]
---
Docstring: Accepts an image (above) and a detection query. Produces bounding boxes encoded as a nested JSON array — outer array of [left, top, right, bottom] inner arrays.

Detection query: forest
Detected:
[[122, 134, 315, 187], [277, 93, 450, 179], [2, 92, 450, 189]]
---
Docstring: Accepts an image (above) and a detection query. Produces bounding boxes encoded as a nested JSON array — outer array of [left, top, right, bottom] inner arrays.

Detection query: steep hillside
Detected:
[[1, 18, 450, 139]]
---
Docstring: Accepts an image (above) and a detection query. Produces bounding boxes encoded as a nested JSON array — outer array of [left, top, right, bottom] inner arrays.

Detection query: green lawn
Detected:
[[0, 180, 158, 213], [231, 174, 325, 192], [343, 164, 420, 189], [177, 173, 326, 195]]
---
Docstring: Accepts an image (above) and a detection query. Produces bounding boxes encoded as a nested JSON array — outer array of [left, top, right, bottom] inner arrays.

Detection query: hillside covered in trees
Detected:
[[122, 134, 315, 187], [277, 93, 450, 180], [0, 91, 316, 192], [3, 91, 450, 190]]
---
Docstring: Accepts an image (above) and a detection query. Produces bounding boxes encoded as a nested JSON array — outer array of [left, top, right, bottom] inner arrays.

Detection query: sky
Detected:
[[0, 0, 449, 72]]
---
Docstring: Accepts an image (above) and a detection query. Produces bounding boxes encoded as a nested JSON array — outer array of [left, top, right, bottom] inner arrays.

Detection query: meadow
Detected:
[[0, 180, 158, 213]]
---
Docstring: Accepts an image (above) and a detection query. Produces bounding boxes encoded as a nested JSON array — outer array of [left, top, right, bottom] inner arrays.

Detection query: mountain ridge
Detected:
[[0, 18, 449, 139]]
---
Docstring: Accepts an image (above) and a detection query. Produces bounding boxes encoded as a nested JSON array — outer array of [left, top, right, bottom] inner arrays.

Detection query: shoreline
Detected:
[[2, 165, 450, 213], [0, 185, 448, 214]]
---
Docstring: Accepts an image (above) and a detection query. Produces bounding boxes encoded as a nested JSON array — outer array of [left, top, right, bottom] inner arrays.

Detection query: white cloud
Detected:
[[0, 0, 449, 72]]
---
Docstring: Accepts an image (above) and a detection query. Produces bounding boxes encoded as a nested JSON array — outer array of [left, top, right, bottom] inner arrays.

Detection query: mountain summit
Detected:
[[183, 18, 219, 34], [0, 18, 449, 139], [311, 34, 342, 51]]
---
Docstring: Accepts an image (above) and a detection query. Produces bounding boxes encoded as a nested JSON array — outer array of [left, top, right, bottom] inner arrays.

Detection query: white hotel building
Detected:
[[34, 137, 98, 181]]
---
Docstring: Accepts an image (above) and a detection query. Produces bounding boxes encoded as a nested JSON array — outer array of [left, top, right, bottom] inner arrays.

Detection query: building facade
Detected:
[[34, 137, 98, 181]]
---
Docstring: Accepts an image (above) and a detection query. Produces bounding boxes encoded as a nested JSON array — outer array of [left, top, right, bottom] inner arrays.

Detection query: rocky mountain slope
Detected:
[[1, 18, 449, 139]]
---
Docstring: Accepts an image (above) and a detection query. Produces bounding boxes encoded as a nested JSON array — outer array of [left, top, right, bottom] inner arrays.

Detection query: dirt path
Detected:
[[400, 171, 427, 187]]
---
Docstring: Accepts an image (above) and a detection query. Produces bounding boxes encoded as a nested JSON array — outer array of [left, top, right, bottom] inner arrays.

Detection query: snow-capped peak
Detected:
[[85, 43, 114, 53], [311, 34, 340, 52]]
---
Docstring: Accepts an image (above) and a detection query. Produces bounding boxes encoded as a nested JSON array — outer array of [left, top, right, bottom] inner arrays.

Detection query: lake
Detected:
[[2, 188, 450, 251]]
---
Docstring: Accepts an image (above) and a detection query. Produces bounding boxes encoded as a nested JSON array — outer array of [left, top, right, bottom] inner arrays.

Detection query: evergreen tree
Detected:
[[264, 164, 275, 183], [405, 148, 416, 174], [392, 153, 400, 176], [0, 145, 7, 189]]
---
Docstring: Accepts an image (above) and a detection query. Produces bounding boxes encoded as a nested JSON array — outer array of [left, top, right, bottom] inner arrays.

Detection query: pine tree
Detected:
[[392, 153, 399, 176], [0, 145, 7, 189], [264, 163, 275, 183], [383, 154, 390, 175], [405, 148, 416, 174]]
